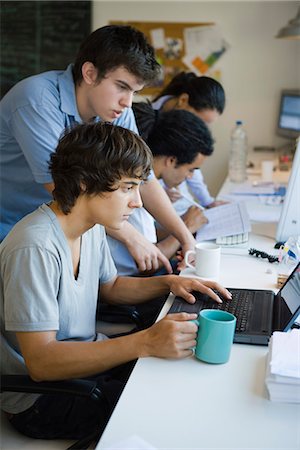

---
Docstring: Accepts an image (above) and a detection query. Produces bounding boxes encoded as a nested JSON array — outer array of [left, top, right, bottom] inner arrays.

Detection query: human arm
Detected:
[[140, 177, 196, 255], [156, 206, 208, 259], [8, 239, 230, 382], [100, 274, 231, 306], [206, 199, 229, 208], [106, 220, 172, 273], [105, 175, 197, 274], [186, 170, 229, 208], [14, 275, 231, 381], [186, 169, 214, 207], [15, 312, 198, 381]]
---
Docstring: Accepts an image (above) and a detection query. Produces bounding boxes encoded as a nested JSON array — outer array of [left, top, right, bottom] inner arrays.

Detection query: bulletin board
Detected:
[[110, 21, 215, 96]]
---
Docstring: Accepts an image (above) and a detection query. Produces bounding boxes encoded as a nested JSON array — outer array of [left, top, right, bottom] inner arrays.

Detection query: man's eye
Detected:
[[117, 84, 128, 91]]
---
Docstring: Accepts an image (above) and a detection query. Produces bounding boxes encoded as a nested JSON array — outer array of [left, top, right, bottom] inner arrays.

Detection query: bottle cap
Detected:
[[236, 120, 243, 125]]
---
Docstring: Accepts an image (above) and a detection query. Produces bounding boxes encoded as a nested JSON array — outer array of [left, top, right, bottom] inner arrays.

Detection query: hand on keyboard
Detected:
[[216, 232, 249, 246]]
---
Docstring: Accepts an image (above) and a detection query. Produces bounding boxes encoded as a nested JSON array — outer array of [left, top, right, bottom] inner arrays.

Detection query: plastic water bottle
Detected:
[[229, 120, 248, 183]]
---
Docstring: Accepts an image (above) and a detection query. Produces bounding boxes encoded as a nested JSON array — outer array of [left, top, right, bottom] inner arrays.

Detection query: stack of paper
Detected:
[[265, 330, 300, 403]]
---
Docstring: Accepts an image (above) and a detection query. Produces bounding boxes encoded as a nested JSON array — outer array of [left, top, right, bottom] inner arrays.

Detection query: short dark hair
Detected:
[[49, 122, 152, 214], [152, 72, 225, 114], [73, 25, 161, 85], [132, 102, 214, 166]]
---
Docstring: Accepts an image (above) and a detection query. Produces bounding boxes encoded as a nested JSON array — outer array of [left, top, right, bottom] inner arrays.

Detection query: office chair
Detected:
[[97, 303, 145, 330], [1, 375, 105, 450], [97, 295, 168, 334]]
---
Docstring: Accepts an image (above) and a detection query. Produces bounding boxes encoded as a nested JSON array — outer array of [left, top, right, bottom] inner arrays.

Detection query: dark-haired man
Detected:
[[110, 105, 214, 276], [0, 122, 231, 441], [0, 25, 196, 274]]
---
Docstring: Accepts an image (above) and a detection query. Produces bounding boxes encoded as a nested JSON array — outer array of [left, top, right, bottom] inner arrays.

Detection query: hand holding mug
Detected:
[[193, 309, 236, 364]]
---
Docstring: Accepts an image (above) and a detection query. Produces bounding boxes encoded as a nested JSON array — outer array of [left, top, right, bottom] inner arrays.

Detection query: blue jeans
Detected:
[[9, 361, 135, 441]]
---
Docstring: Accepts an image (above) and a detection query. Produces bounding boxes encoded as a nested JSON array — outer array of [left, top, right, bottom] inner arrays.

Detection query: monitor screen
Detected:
[[277, 90, 300, 139], [276, 139, 300, 242]]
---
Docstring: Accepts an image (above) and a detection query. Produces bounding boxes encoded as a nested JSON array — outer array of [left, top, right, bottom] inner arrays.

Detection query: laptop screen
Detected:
[[279, 262, 300, 331]]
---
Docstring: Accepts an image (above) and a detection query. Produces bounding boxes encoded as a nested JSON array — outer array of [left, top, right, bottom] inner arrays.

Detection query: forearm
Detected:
[[141, 179, 195, 248], [106, 220, 136, 244], [102, 274, 175, 305], [156, 236, 180, 260], [20, 331, 148, 382]]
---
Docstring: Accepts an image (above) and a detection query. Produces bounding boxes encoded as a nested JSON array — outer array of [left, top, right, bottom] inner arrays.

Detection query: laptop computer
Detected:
[[168, 262, 300, 345]]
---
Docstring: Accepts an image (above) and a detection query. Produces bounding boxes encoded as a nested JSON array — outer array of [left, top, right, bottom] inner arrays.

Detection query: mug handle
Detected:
[[184, 250, 196, 269]]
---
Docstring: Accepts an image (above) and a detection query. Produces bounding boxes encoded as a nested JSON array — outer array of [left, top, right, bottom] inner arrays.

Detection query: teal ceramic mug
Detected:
[[193, 309, 236, 364]]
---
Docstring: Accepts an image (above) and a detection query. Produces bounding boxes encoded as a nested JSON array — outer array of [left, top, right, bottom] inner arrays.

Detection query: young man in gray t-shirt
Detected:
[[0, 122, 231, 442]]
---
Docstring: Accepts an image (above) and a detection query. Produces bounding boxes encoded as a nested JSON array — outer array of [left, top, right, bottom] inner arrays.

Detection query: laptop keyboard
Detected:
[[168, 290, 255, 332]]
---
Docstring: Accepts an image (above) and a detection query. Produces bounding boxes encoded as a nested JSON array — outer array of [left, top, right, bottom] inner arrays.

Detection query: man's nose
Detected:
[[120, 91, 134, 108], [129, 190, 143, 209]]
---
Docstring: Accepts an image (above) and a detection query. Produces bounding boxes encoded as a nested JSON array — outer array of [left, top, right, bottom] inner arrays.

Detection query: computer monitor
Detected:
[[276, 139, 300, 242], [277, 89, 300, 140]]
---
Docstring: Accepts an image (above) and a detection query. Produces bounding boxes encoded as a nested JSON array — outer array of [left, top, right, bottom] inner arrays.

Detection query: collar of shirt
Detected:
[[58, 64, 82, 124]]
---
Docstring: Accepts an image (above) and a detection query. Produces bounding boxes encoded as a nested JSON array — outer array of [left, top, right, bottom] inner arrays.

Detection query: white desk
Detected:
[[97, 174, 300, 450]]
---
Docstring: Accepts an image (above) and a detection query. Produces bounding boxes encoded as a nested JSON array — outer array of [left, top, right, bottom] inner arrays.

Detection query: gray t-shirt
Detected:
[[0, 204, 117, 413]]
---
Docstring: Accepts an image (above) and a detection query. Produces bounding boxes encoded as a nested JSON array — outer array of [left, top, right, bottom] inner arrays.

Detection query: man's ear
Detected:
[[165, 156, 177, 167], [81, 62, 98, 86], [80, 182, 87, 192], [177, 93, 190, 108]]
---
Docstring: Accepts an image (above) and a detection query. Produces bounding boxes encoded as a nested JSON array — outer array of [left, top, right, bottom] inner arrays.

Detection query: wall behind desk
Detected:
[[93, 1, 300, 197]]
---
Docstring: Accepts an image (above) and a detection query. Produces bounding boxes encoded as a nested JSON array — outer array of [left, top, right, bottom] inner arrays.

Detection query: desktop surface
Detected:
[[97, 343, 299, 450], [97, 231, 300, 450]]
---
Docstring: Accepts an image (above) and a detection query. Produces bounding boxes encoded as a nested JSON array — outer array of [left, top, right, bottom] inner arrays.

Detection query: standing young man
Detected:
[[0, 25, 195, 273], [0, 122, 231, 441]]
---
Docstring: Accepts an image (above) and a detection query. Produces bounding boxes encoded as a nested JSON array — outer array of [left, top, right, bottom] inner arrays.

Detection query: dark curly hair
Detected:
[[132, 102, 214, 166], [49, 122, 152, 214]]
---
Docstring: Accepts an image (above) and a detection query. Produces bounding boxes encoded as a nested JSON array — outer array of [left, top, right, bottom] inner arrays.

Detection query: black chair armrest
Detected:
[[97, 303, 146, 329], [1, 375, 102, 402]]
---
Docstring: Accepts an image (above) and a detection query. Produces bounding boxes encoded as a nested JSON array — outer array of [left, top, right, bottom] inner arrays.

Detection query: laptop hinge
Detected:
[[272, 293, 282, 331]]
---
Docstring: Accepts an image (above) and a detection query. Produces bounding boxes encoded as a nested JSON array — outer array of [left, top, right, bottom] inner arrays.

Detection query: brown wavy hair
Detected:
[[49, 122, 152, 214]]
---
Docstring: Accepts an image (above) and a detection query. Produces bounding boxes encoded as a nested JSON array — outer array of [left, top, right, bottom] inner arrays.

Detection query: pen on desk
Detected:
[[171, 188, 205, 211]]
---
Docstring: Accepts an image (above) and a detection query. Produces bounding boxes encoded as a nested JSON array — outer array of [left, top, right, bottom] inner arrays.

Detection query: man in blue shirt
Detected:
[[0, 25, 196, 273]]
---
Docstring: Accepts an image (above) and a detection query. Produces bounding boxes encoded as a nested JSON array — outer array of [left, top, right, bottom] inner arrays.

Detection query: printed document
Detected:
[[196, 202, 251, 241]]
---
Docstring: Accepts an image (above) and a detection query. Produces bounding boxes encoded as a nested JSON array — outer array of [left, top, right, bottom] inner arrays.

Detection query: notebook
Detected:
[[168, 262, 300, 345]]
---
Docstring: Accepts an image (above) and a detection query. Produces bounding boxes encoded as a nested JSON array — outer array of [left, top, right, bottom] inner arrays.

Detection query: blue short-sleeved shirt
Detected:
[[0, 64, 138, 240]]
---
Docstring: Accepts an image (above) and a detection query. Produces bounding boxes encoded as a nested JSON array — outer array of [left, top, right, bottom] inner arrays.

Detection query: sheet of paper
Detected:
[[150, 28, 165, 49], [97, 435, 157, 450], [196, 202, 251, 241], [183, 25, 229, 75], [270, 330, 300, 379]]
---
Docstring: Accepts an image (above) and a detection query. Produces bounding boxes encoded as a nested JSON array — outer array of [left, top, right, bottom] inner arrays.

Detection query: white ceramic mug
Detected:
[[184, 242, 221, 279]]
